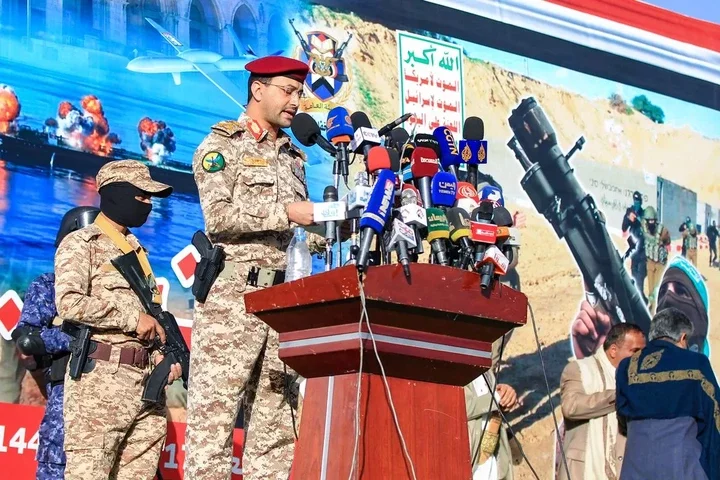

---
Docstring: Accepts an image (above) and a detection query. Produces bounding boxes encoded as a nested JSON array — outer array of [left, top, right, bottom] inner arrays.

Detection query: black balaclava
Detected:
[[99, 182, 152, 228], [657, 267, 708, 353]]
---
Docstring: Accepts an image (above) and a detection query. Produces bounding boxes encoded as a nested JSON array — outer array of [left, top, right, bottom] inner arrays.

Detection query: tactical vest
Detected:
[[644, 224, 668, 264], [684, 227, 698, 250]]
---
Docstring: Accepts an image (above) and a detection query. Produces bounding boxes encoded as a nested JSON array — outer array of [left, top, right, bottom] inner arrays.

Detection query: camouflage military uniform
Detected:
[[184, 114, 310, 479], [682, 225, 699, 266], [642, 219, 670, 313], [16, 273, 70, 480], [55, 161, 173, 480], [56, 223, 167, 480]]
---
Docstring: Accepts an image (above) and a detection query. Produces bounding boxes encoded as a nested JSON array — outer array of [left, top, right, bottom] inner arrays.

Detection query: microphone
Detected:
[[357, 169, 396, 272], [433, 126, 461, 177], [479, 245, 510, 289], [492, 205, 515, 264], [455, 181, 480, 215], [470, 202, 496, 270], [460, 116, 486, 187], [367, 146, 392, 177], [291, 113, 337, 156], [400, 185, 426, 255], [476, 204, 511, 289], [378, 112, 414, 137], [426, 207, 451, 266], [456, 182, 480, 203], [312, 186, 344, 271], [389, 127, 410, 152], [388, 148, 401, 172], [350, 111, 381, 158], [456, 198, 479, 216], [492, 205, 514, 227], [480, 184, 505, 207], [386, 214, 417, 278], [344, 171, 372, 261], [430, 172, 458, 209], [326, 106, 354, 186], [414, 133, 441, 157], [410, 147, 439, 208], [447, 207, 474, 269]]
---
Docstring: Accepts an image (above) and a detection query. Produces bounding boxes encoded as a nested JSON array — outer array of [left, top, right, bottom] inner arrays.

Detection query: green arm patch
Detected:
[[202, 151, 226, 173]]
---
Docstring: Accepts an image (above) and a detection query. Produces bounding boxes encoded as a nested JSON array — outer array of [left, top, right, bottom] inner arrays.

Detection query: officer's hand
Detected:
[[496, 384, 520, 412], [136, 313, 166, 343], [571, 300, 612, 359], [287, 201, 315, 226], [628, 211, 637, 223]]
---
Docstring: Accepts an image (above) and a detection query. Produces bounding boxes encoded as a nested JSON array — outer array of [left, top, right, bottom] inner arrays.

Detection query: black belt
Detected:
[[247, 266, 285, 288]]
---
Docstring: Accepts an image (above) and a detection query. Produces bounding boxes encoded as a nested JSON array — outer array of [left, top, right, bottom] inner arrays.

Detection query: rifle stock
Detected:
[[111, 252, 190, 403]]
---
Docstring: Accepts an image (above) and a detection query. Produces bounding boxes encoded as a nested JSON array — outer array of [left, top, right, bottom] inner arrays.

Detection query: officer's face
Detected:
[[259, 78, 303, 128]]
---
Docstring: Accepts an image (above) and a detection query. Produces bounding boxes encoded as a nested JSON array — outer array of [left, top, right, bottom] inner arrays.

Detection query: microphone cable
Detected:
[[348, 273, 418, 480], [474, 291, 569, 480], [529, 301, 571, 480]]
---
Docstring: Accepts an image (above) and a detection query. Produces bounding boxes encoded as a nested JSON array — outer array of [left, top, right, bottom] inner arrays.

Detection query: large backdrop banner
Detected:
[[1, 0, 719, 477]]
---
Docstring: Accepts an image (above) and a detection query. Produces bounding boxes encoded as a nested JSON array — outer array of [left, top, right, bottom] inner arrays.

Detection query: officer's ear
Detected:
[[250, 79, 267, 103]]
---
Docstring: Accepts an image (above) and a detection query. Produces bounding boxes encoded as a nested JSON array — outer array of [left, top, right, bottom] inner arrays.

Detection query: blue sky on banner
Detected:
[[643, 0, 720, 25]]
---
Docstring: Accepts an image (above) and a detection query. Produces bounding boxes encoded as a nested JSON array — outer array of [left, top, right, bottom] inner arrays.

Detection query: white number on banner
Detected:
[[9, 428, 28, 454], [164, 443, 179, 469], [28, 431, 39, 451], [0, 425, 7, 452], [232, 456, 242, 475]]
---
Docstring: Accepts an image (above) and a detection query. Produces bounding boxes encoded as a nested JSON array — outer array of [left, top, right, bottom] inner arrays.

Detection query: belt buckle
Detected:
[[256, 269, 276, 288]]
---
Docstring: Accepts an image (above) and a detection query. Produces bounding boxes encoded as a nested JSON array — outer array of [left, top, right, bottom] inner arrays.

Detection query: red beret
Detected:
[[245, 56, 310, 82]]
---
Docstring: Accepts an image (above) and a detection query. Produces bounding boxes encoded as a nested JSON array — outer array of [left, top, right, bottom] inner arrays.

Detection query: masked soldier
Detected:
[[622, 191, 646, 302], [640, 206, 670, 314], [12, 207, 100, 480], [184, 56, 326, 480], [679, 216, 698, 266], [55, 160, 182, 480]]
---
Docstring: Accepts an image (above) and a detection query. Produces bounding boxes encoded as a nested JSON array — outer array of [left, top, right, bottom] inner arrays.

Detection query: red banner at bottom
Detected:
[[0, 402, 245, 479]]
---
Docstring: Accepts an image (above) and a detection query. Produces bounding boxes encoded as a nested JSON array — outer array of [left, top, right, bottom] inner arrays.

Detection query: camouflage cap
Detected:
[[96, 160, 173, 198]]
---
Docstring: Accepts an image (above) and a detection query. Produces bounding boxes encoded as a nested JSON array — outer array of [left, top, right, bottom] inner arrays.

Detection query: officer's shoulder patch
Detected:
[[210, 120, 244, 138], [202, 151, 226, 173]]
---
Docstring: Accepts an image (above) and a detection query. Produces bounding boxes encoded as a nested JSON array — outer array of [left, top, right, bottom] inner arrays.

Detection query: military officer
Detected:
[[184, 56, 322, 480], [55, 160, 182, 480]]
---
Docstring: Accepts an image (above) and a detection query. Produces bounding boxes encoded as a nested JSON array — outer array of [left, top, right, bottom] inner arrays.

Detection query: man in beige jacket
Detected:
[[559, 322, 645, 480]]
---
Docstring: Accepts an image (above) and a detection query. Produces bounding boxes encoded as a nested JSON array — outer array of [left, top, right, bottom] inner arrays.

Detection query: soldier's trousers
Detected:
[[63, 350, 167, 480], [646, 260, 666, 314], [184, 268, 297, 480], [688, 248, 697, 266]]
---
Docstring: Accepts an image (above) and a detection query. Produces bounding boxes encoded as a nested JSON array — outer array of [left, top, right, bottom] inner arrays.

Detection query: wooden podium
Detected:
[[244, 264, 527, 479]]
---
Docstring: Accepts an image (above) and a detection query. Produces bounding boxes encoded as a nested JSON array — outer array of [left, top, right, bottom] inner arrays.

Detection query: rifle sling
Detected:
[[95, 215, 162, 305]]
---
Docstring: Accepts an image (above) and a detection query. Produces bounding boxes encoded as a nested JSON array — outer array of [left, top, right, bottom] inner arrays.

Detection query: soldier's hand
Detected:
[[571, 300, 612, 359], [287, 201, 315, 226], [136, 313, 166, 343], [152, 356, 183, 387], [168, 362, 182, 385]]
